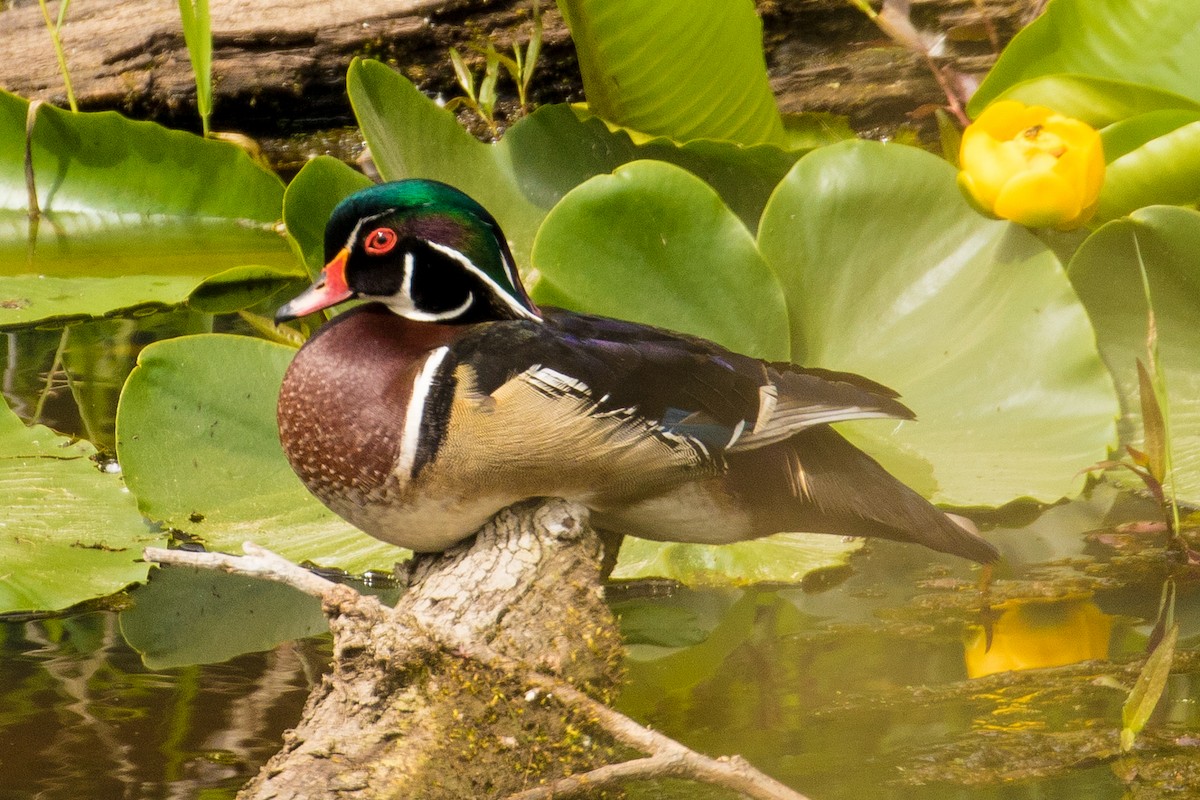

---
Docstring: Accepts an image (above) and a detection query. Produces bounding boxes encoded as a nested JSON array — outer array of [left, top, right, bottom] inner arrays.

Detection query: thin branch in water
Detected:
[[32, 326, 70, 425]]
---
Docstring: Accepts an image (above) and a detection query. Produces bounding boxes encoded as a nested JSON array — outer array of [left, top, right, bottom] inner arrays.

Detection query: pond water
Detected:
[[4, 313, 1200, 799]]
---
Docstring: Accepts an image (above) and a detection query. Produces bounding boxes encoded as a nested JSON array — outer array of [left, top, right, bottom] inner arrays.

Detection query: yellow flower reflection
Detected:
[[965, 597, 1112, 679], [958, 100, 1105, 230]]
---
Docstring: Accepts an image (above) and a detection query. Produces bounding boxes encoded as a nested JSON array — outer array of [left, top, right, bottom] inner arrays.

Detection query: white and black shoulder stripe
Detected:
[[397, 346, 458, 482]]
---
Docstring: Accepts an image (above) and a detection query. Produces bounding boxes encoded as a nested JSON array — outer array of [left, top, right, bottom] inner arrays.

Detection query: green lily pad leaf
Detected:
[[284, 155, 376, 275], [509, 106, 807, 234], [347, 61, 807, 263], [557, 0, 784, 145], [120, 566, 326, 669], [611, 533, 860, 586], [1067, 206, 1200, 505], [530, 160, 790, 361], [1097, 118, 1200, 222], [970, 0, 1200, 116], [0, 90, 297, 329], [758, 141, 1118, 507], [116, 334, 402, 572], [0, 401, 163, 614]]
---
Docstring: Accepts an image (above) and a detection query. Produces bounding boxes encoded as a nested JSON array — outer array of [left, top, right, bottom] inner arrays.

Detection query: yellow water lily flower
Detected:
[[958, 100, 1105, 230]]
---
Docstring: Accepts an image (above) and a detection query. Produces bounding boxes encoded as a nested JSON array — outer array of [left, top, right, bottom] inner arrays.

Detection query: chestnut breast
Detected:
[[277, 303, 465, 509]]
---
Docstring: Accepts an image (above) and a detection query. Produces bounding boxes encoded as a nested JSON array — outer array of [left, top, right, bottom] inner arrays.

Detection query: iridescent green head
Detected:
[[276, 180, 540, 324]]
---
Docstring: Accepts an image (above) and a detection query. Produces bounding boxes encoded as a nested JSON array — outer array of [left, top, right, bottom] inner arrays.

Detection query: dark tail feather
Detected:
[[742, 427, 1000, 564]]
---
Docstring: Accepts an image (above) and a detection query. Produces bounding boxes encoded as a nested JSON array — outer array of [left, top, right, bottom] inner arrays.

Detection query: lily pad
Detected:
[[530, 160, 790, 361], [0, 401, 162, 614], [283, 155, 375, 275], [757, 141, 1118, 507], [0, 89, 297, 329], [970, 0, 1200, 115], [558, 0, 784, 145], [611, 533, 861, 586], [1067, 206, 1200, 505], [115, 334, 402, 573]]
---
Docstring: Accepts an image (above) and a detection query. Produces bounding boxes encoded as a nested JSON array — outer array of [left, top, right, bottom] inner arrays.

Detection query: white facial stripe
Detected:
[[344, 208, 396, 251], [424, 240, 541, 322], [397, 346, 452, 482]]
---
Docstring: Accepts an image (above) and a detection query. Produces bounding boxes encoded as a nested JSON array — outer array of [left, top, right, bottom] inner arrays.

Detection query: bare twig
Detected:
[[142, 543, 342, 600]]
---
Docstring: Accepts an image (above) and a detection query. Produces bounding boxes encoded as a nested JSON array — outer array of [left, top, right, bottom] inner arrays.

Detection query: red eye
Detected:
[[363, 227, 398, 255]]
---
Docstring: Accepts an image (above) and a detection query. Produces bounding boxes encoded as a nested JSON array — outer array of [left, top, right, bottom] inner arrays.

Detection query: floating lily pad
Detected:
[[757, 141, 1118, 507], [116, 334, 402, 573], [0, 401, 162, 614], [1067, 206, 1200, 505], [0, 89, 297, 329]]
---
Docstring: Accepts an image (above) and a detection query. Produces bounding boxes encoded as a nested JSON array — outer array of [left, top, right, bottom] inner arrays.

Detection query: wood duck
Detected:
[[275, 179, 998, 564]]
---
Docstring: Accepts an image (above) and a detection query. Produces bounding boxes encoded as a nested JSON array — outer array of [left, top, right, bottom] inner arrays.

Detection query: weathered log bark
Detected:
[[235, 498, 625, 799], [0, 0, 1033, 146]]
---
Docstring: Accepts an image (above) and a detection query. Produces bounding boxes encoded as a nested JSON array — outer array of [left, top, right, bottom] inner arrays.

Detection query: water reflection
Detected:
[[965, 597, 1114, 678], [0, 612, 325, 800]]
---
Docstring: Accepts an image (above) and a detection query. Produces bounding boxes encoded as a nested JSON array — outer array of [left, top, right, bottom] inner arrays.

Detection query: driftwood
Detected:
[[0, 0, 1035, 149], [144, 498, 809, 800]]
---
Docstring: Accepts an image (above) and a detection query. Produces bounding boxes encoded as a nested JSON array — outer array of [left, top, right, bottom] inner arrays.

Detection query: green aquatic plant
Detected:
[[36, 0, 76, 112], [176, 0, 213, 136]]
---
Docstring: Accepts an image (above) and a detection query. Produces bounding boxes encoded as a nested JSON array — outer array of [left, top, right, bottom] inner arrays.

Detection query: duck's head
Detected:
[[275, 180, 541, 325]]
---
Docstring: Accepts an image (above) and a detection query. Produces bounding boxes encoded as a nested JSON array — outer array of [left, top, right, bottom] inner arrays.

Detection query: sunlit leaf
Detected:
[[0, 401, 163, 614], [283, 155, 374, 275], [1067, 206, 1200, 505], [0, 89, 297, 329], [530, 160, 790, 361], [970, 0, 1200, 116], [557, 0, 784, 145], [758, 140, 1118, 507], [611, 533, 861, 586], [1096, 119, 1200, 222], [115, 334, 402, 573], [983, 76, 1200, 129]]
